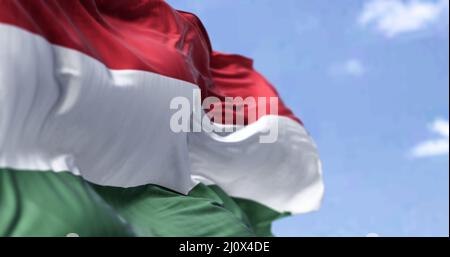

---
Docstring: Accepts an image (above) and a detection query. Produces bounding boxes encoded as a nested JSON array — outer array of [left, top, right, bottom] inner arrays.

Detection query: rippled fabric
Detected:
[[0, 169, 284, 236], [0, 168, 134, 236], [0, 0, 323, 236]]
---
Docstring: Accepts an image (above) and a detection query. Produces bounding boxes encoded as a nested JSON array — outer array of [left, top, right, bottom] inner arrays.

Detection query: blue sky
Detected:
[[166, 0, 449, 236]]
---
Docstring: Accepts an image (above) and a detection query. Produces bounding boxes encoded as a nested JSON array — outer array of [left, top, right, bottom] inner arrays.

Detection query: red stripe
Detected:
[[0, 0, 207, 84], [209, 52, 301, 125], [0, 0, 302, 125]]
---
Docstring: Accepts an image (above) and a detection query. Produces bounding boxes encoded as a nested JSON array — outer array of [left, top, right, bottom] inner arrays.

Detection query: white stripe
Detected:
[[0, 24, 323, 213], [0, 24, 197, 193], [189, 116, 324, 213]]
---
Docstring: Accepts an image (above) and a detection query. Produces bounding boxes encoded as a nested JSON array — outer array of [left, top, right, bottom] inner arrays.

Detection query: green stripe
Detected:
[[0, 169, 134, 237], [1, 168, 286, 237], [93, 183, 256, 236], [233, 197, 289, 236], [197, 185, 289, 236]]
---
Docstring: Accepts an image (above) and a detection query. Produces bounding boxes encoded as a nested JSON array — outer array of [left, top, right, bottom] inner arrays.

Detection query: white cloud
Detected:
[[411, 118, 449, 158], [344, 59, 366, 76], [359, 0, 449, 37], [330, 59, 365, 77]]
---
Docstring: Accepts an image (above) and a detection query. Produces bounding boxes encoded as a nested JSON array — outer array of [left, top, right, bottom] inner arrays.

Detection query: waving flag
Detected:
[[0, 0, 323, 236]]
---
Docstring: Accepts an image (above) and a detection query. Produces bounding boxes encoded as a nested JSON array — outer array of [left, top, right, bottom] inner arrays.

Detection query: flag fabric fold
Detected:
[[0, 0, 323, 236]]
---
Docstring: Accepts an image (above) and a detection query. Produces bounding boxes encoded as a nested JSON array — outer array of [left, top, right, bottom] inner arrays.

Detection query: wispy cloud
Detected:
[[359, 0, 449, 38], [330, 59, 366, 77], [410, 118, 449, 158]]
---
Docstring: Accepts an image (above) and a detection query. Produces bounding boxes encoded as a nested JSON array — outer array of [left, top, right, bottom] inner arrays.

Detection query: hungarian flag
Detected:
[[0, 0, 323, 236]]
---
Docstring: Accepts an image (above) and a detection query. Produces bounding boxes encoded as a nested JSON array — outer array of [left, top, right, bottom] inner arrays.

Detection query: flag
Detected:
[[0, 0, 323, 236]]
